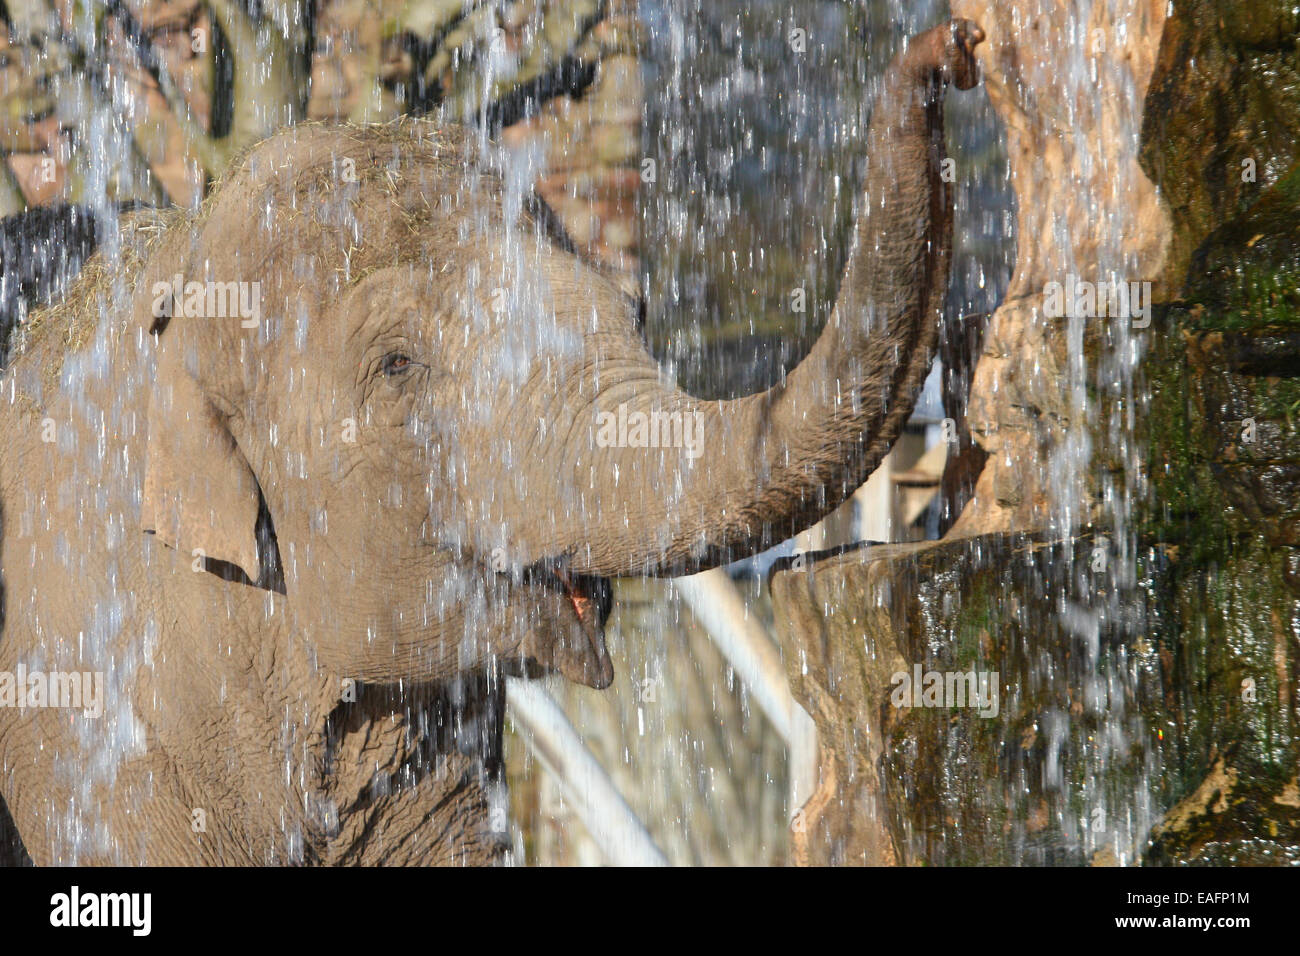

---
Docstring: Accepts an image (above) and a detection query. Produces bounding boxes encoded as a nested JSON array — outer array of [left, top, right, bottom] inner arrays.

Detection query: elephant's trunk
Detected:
[[567, 24, 978, 578]]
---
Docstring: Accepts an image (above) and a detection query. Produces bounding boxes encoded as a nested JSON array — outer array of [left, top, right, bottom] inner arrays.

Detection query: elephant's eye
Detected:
[[381, 352, 412, 376]]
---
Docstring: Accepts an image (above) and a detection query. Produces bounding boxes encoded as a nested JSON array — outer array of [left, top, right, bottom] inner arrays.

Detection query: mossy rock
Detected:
[[1146, 158, 1300, 547], [1145, 756, 1300, 865], [1140, 0, 1300, 289], [1184, 161, 1300, 328], [876, 534, 1159, 866], [771, 528, 1300, 865]]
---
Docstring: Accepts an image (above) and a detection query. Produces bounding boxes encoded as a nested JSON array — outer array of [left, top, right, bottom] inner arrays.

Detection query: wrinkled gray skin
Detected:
[[0, 20, 982, 865]]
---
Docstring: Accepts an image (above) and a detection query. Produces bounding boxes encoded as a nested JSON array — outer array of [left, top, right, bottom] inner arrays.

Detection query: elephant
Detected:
[[0, 18, 983, 865]]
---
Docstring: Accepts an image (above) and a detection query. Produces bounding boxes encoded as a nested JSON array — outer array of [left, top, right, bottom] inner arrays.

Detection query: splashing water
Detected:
[[0, 0, 1190, 868], [1040, 0, 1159, 865]]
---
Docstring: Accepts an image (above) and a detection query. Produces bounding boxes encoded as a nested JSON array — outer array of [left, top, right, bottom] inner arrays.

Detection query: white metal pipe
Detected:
[[675, 567, 821, 819], [506, 676, 669, 867], [675, 567, 796, 742]]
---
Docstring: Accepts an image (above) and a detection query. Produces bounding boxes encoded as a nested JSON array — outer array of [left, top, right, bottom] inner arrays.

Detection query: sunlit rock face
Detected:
[[948, 0, 1171, 535]]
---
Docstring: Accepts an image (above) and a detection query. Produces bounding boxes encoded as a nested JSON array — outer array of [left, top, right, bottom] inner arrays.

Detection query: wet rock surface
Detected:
[[773, 534, 1157, 866], [773, 0, 1300, 865], [771, 528, 1300, 865], [1140, 0, 1300, 289], [1144, 0, 1300, 867], [948, 0, 1170, 535], [1167, 161, 1300, 548]]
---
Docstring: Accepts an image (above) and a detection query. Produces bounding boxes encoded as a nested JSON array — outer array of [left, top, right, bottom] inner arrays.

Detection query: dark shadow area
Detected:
[[0, 785, 32, 866]]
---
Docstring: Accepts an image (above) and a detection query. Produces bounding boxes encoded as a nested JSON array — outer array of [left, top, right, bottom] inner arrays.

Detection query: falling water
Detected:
[[0, 0, 1218, 868], [1039, 1, 1159, 865]]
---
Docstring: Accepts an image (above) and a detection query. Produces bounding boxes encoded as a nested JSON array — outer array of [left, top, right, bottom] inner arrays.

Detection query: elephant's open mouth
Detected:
[[519, 561, 615, 689]]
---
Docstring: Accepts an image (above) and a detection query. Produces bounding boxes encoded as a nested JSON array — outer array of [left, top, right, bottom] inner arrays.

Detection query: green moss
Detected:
[[862, 530, 1299, 865], [1181, 162, 1300, 329], [1146, 755, 1300, 866], [1140, 0, 1300, 288]]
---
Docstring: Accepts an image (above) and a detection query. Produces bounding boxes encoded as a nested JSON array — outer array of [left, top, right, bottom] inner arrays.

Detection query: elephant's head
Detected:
[[135, 20, 983, 694]]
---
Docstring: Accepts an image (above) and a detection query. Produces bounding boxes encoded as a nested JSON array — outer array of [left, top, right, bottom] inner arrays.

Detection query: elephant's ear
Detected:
[[141, 334, 262, 582]]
